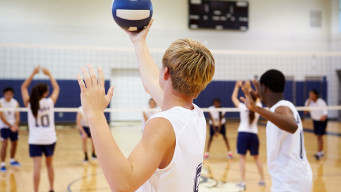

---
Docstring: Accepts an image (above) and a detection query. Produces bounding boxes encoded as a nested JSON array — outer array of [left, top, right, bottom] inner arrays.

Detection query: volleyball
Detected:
[[112, 0, 153, 32]]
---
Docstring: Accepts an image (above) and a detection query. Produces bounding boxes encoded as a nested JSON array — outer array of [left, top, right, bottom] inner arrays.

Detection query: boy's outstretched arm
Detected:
[[77, 65, 175, 192], [240, 83, 298, 134], [125, 20, 163, 106]]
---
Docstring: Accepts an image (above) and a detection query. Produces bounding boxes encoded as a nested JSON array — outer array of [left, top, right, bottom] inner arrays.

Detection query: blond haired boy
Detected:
[[77, 21, 215, 192]]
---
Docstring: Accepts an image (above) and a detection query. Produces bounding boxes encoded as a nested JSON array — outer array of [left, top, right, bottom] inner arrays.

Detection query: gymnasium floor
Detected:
[[0, 120, 340, 192]]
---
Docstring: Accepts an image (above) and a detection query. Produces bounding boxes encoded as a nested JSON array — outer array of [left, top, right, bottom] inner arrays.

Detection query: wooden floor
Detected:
[[0, 120, 340, 192]]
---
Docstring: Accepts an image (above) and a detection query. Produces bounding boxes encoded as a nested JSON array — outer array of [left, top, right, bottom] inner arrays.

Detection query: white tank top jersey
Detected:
[[28, 98, 57, 145], [305, 98, 328, 121], [237, 102, 262, 134], [78, 106, 89, 127], [137, 104, 206, 192], [208, 106, 226, 125], [0, 98, 18, 129], [267, 100, 312, 192]]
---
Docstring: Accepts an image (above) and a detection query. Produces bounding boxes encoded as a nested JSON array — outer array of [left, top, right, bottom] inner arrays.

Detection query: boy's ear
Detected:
[[163, 67, 170, 80]]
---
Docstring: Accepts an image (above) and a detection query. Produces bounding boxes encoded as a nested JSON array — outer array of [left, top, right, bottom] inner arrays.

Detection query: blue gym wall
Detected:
[[0, 79, 110, 123], [1, 78, 327, 122], [194, 78, 328, 119]]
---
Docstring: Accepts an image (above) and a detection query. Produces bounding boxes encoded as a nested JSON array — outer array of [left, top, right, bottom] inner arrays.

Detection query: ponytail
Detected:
[[248, 92, 258, 125], [248, 111, 255, 125], [29, 83, 48, 118]]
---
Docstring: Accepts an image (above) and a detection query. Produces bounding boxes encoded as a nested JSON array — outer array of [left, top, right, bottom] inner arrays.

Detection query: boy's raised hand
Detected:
[[77, 65, 114, 119]]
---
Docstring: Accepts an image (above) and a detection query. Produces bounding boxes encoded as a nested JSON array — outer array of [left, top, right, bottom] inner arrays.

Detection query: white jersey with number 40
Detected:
[[137, 104, 206, 192], [28, 98, 56, 145], [267, 100, 312, 192]]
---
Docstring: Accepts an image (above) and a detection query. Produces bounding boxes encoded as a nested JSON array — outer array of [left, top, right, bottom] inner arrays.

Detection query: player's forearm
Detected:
[[133, 41, 163, 106], [0, 115, 11, 127], [21, 73, 35, 88], [231, 85, 239, 100], [87, 113, 136, 191], [48, 74, 60, 91], [15, 114, 20, 126], [254, 106, 298, 134]]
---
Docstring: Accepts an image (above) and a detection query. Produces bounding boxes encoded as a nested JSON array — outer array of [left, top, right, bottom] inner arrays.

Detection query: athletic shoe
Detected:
[[0, 166, 6, 172], [10, 161, 21, 166], [204, 152, 209, 159], [84, 156, 89, 163], [258, 181, 265, 186], [315, 153, 324, 160], [237, 182, 246, 190], [315, 151, 325, 160], [92, 154, 97, 160], [227, 152, 233, 159]]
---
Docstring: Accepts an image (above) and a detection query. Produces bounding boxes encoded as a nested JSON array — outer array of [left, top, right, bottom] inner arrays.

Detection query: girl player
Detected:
[[76, 106, 96, 162], [304, 89, 328, 160], [231, 81, 265, 188], [21, 66, 60, 192]]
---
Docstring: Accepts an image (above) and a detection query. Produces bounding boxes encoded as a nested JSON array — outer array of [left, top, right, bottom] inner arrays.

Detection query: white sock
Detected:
[[10, 159, 15, 163], [318, 151, 324, 156], [0, 162, 5, 167]]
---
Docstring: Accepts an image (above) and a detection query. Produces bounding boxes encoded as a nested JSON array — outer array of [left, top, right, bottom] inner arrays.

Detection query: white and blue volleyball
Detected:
[[112, 0, 153, 32]]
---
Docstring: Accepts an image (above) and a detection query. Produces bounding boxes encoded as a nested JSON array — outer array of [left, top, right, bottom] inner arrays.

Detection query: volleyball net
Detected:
[[0, 43, 340, 122]]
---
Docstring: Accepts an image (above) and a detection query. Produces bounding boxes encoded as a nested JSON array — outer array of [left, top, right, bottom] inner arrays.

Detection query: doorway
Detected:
[[111, 69, 152, 121], [337, 70, 341, 121]]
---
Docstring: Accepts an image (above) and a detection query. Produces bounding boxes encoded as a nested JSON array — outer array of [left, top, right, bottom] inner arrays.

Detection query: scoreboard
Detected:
[[189, 0, 249, 31]]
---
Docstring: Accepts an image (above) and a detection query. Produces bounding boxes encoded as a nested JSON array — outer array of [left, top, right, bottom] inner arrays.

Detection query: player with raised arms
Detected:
[[21, 66, 60, 192], [231, 80, 265, 188], [240, 69, 312, 192], [77, 20, 215, 192]]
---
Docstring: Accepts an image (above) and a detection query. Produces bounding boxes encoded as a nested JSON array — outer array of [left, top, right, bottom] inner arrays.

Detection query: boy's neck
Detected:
[[266, 93, 284, 108], [162, 89, 193, 111], [5, 98, 11, 102]]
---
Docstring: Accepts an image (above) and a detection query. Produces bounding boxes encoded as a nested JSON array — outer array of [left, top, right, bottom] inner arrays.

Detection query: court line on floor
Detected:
[[67, 172, 110, 192]]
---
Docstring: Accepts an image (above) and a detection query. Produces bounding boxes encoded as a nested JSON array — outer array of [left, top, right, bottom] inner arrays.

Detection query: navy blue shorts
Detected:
[[1, 128, 18, 141], [80, 127, 91, 138], [237, 132, 259, 156], [209, 124, 226, 137], [29, 142, 56, 157], [313, 120, 328, 135]]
